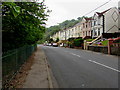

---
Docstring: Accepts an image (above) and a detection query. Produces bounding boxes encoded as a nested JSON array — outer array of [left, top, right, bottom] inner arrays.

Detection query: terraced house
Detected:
[[80, 17, 92, 39], [51, 7, 119, 42]]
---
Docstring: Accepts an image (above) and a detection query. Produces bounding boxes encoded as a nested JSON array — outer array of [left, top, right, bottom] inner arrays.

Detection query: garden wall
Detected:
[[88, 46, 108, 54], [88, 46, 120, 56], [111, 46, 120, 56]]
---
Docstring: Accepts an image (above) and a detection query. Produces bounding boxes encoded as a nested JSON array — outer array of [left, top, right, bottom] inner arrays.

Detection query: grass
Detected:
[[101, 40, 108, 46], [85, 39, 108, 46], [86, 39, 94, 42]]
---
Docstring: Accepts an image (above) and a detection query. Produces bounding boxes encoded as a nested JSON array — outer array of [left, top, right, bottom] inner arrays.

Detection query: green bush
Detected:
[[56, 37, 59, 43], [73, 38, 84, 47], [48, 38, 54, 43]]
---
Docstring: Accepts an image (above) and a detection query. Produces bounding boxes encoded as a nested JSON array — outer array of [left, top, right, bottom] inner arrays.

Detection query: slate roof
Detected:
[[96, 8, 111, 16]]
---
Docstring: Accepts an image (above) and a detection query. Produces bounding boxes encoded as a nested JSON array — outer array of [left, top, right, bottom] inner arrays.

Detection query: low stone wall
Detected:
[[88, 46, 108, 54], [88, 46, 120, 56], [111, 46, 120, 56]]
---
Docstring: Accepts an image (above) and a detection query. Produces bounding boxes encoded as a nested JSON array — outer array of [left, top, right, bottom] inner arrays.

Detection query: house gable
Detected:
[[104, 7, 119, 33]]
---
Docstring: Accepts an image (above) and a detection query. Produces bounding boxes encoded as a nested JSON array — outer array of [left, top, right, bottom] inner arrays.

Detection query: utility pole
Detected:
[[65, 28, 66, 41], [64, 24, 67, 47]]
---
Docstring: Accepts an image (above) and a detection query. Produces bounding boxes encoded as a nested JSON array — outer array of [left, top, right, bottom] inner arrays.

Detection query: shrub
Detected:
[[73, 38, 84, 47], [56, 37, 59, 43]]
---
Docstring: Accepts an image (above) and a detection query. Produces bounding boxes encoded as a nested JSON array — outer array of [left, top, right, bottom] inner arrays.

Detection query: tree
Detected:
[[55, 37, 59, 42], [2, 1, 50, 52], [48, 38, 54, 43]]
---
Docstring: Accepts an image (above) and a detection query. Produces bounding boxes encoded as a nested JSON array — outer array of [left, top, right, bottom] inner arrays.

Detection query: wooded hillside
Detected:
[[44, 17, 87, 41]]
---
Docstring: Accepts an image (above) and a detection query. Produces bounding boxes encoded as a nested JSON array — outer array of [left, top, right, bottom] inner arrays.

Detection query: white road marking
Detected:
[[89, 60, 120, 73], [70, 53, 81, 57], [65, 52, 119, 73]]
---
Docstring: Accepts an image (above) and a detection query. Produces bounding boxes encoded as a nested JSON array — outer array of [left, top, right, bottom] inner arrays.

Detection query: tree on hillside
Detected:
[[44, 16, 88, 41]]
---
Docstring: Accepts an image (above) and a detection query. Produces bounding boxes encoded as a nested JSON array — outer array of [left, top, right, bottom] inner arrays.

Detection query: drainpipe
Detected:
[[102, 15, 105, 34]]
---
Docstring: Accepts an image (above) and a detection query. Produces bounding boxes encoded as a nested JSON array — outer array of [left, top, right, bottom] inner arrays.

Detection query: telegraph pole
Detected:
[[65, 24, 67, 47], [65, 28, 66, 41]]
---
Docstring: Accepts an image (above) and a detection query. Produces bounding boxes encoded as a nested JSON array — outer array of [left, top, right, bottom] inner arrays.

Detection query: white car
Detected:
[[53, 43, 58, 47], [48, 43, 52, 46], [60, 43, 64, 47]]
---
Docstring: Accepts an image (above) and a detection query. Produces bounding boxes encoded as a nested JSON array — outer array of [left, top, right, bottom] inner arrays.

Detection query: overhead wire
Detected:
[[83, 0, 112, 16]]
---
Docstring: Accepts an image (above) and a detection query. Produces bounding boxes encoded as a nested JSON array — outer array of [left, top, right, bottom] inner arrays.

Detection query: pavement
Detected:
[[42, 45, 119, 88], [22, 45, 57, 88]]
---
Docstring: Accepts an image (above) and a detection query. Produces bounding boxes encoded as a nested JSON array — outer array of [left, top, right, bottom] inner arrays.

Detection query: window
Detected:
[[83, 31, 84, 36], [94, 30, 97, 36], [98, 21, 100, 25], [83, 23, 85, 28], [91, 30, 93, 37], [89, 31, 90, 36], [80, 27, 82, 30], [94, 21, 96, 26], [86, 24, 87, 28], [92, 21, 94, 27], [78, 26, 80, 30], [89, 22, 91, 27], [98, 28, 100, 36]]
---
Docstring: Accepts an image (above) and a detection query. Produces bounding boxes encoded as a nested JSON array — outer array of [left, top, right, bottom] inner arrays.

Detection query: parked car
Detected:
[[45, 43, 49, 46], [53, 43, 58, 47], [60, 43, 63, 47], [48, 43, 52, 46]]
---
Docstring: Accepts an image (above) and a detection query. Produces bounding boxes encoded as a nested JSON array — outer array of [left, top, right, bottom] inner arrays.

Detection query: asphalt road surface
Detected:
[[41, 45, 119, 88]]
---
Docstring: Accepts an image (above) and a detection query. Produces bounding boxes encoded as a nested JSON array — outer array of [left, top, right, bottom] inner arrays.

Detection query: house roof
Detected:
[[84, 17, 92, 22], [74, 22, 81, 27], [84, 17, 92, 21], [96, 8, 111, 16]]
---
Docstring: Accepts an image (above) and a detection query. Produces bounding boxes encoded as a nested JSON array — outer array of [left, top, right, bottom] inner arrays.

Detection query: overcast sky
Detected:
[[42, 0, 119, 27]]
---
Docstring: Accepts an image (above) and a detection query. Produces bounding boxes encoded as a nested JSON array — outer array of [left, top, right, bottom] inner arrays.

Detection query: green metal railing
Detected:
[[2, 44, 37, 87]]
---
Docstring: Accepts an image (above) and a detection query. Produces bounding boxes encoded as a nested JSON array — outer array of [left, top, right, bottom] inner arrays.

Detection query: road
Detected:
[[41, 45, 119, 88]]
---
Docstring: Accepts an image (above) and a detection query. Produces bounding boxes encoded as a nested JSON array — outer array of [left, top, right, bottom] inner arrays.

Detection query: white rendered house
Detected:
[[92, 7, 119, 38]]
